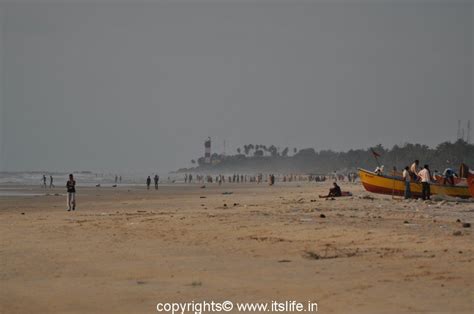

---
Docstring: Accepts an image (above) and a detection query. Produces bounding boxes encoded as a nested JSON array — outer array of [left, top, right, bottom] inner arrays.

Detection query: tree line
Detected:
[[183, 140, 474, 174]]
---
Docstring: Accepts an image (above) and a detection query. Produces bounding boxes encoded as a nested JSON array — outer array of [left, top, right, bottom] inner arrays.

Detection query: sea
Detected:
[[0, 171, 184, 190]]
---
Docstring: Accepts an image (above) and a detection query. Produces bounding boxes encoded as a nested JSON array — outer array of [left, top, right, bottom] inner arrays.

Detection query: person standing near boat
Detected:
[[442, 168, 456, 186], [410, 160, 420, 181], [66, 174, 76, 211], [402, 166, 411, 199], [418, 165, 432, 200]]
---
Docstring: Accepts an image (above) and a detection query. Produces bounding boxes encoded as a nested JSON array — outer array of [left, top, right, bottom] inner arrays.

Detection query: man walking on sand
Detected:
[[66, 174, 76, 211], [418, 165, 432, 200], [49, 175, 55, 189]]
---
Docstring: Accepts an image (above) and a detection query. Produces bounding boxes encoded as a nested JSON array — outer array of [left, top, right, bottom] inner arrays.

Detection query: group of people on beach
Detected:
[[146, 175, 160, 190], [402, 160, 457, 200], [374, 159, 461, 200], [401, 160, 432, 200], [114, 175, 122, 184], [182, 173, 358, 185], [42, 175, 55, 189]]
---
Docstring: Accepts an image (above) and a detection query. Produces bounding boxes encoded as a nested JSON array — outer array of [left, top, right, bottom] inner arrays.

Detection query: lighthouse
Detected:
[[204, 137, 211, 164]]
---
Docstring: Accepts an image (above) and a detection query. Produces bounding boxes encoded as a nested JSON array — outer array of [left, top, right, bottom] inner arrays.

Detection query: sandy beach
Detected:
[[0, 182, 473, 314]]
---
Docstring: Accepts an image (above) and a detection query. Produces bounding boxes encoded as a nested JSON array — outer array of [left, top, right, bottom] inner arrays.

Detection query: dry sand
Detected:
[[1, 182, 473, 313]]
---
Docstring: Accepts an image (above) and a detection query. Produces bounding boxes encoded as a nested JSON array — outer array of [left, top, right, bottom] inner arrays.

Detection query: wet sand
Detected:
[[1, 183, 473, 313]]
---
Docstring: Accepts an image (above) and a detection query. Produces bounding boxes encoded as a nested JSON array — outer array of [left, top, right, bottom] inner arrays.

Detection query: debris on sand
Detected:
[[453, 231, 463, 236], [303, 245, 358, 260], [278, 259, 292, 263], [462, 223, 471, 228], [200, 185, 206, 189], [222, 192, 233, 195], [304, 251, 323, 260], [359, 195, 375, 200], [200, 196, 206, 199], [319, 214, 326, 218], [189, 281, 202, 287], [431, 194, 474, 203]]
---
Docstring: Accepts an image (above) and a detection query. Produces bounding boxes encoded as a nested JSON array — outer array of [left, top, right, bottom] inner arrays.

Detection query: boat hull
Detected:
[[358, 169, 471, 199], [468, 173, 474, 197]]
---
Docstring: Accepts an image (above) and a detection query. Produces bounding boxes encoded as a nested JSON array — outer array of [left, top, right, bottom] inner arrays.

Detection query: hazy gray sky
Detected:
[[0, 1, 472, 172]]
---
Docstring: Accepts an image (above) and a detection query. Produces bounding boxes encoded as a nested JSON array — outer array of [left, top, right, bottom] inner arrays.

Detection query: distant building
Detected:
[[204, 137, 211, 163]]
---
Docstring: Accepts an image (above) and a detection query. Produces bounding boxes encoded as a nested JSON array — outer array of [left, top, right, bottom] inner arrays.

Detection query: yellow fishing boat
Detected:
[[358, 168, 471, 199]]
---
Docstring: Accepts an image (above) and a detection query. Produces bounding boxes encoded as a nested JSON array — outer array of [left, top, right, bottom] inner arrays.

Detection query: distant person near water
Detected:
[[146, 176, 151, 190], [154, 175, 159, 190], [418, 165, 432, 200], [402, 166, 411, 199], [42, 175, 47, 188], [66, 174, 76, 211], [269, 174, 275, 186], [49, 175, 55, 189]]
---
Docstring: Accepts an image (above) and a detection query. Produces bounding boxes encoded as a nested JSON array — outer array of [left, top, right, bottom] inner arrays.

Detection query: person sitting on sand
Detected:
[[66, 174, 76, 211], [330, 182, 342, 197], [320, 182, 342, 198]]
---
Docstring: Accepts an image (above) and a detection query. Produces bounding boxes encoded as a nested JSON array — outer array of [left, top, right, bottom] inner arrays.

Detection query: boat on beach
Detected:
[[358, 168, 471, 199]]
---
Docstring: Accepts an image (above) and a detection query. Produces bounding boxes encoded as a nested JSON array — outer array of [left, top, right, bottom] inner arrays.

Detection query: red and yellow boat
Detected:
[[358, 168, 471, 199], [468, 172, 474, 197]]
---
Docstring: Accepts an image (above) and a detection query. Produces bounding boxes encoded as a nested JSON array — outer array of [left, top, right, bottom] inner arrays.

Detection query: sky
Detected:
[[0, 0, 472, 173]]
